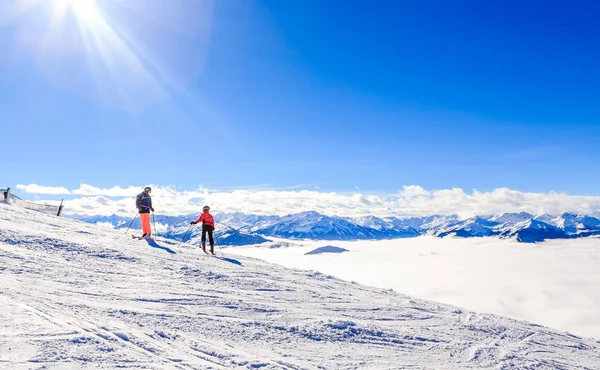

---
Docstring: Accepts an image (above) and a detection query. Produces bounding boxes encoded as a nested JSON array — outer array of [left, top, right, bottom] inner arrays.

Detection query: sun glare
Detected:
[[54, 0, 100, 25], [2, 0, 214, 110]]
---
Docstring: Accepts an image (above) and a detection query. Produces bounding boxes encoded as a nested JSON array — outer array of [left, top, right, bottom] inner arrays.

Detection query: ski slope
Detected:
[[1, 202, 600, 369]]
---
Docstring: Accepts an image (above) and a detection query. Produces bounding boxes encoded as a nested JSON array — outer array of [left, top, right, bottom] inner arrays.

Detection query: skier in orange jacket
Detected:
[[191, 205, 215, 254]]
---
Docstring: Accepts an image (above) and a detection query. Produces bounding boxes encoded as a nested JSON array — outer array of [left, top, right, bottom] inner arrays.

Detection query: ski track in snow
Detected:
[[1, 203, 600, 369]]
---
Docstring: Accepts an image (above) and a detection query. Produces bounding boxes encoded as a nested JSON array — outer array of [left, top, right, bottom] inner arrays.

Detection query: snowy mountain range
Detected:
[[3, 200, 600, 368], [70, 211, 600, 245]]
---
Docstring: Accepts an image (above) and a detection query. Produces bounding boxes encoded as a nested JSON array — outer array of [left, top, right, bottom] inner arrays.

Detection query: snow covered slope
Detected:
[[499, 219, 569, 243], [4, 203, 600, 368], [252, 211, 406, 240]]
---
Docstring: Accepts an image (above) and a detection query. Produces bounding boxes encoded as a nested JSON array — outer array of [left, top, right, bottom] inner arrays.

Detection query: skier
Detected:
[[190, 205, 215, 254], [136, 186, 154, 238]]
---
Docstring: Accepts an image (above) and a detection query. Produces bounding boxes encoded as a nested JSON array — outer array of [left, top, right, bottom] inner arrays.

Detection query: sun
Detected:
[[52, 0, 101, 26]]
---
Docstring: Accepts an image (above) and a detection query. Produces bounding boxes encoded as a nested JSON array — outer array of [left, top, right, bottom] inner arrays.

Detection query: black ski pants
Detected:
[[202, 224, 214, 248]]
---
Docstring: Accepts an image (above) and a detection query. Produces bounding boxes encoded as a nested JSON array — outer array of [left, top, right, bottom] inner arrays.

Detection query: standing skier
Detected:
[[191, 205, 215, 254], [136, 186, 155, 238]]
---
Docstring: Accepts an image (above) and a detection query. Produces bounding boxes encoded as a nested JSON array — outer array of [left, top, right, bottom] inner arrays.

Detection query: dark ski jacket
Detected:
[[136, 192, 153, 214]]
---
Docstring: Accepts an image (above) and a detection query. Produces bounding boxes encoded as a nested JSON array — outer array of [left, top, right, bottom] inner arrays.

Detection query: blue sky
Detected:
[[2, 0, 600, 198]]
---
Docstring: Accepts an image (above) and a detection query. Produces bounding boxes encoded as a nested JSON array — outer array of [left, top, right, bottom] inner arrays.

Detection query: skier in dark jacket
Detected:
[[191, 205, 215, 254], [136, 187, 154, 237]]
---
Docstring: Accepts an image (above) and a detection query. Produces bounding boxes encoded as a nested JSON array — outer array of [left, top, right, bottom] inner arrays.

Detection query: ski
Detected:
[[132, 235, 150, 240]]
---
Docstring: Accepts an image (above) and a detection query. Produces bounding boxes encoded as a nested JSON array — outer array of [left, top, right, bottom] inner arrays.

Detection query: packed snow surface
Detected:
[[2, 202, 600, 369]]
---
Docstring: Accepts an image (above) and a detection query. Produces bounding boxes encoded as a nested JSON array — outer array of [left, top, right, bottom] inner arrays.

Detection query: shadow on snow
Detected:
[[146, 238, 176, 254], [216, 256, 243, 266]]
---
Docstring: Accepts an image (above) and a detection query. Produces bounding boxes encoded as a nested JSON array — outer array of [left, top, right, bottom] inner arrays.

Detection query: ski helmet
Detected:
[[144, 186, 151, 192], [203, 205, 210, 211]]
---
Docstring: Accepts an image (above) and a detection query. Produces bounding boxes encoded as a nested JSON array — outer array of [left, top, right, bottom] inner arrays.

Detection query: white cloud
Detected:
[[396, 186, 600, 218], [16, 183, 600, 218], [71, 184, 143, 197], [401, 185, 431, 198], [16, 184, 71, 195]]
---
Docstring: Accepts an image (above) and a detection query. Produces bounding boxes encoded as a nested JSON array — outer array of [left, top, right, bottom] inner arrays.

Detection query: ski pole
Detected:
[[177, 224, 194, 248], [152, 212, 157, 237], [125, 213, 139, 234], [215, 233, 223, 256]]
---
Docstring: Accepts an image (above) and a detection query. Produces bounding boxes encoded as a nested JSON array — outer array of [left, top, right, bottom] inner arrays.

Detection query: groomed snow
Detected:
[[2, 202, 600, 369]]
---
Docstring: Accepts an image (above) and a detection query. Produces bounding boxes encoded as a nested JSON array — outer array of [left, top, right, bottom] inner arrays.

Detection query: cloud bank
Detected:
[[14, 183, 600, 218], [16, 184, 71, 195]]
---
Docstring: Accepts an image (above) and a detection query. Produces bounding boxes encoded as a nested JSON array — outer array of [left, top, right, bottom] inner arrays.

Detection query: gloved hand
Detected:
[[151, 208, 155, 212], [190, 221, 196, 225]]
